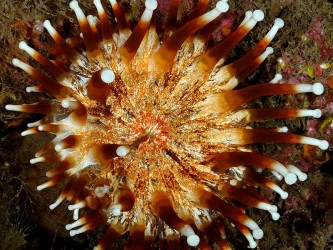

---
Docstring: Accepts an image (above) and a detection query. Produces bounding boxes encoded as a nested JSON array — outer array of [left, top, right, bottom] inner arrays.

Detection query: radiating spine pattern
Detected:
[[6, 0, 329, 249]]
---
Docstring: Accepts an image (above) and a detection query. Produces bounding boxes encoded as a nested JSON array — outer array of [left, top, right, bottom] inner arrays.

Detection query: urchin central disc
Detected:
[[132, 112, 169, 148]]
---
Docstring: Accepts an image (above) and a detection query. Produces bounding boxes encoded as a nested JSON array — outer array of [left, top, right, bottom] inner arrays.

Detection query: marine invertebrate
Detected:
[[5, 0, 329, 249]]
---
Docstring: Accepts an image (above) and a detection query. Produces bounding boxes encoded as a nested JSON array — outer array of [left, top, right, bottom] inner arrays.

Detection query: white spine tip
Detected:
[[145, 0, 158, 10], [12, 58, 20, 66], [298, 172, 308, 181], [19, 41, 28, 50], [69, 230, 76, 236], [278, 126, 288, 132], [270, 211, 280, 220], [21, 130, 31, 136], [5, 104, 16, 111], [280, 190, 288, 199], [312, 82, 324, 95], [49, 204, 56, 210], [87, 15, 96, 25], [265, 46, 274, 55], [216, 1, 229, 13], [270, 73, 282, 83], [274, 18, 284, 28], [287, 165, 308, 182], [55, 144, 63, 152], [253, 10, 264, 22], [111, 207, 121, 216], [73, 209, 79, 220], [319, 140, 329, 150], [30, 157, 42, 164], [284, 172, 297, 185], [43, 20, 51, 28], [187, 234, 200, 247], [313, 109, 322, 118], [61, 100, 70, 108], [116, 146, 130, 156], [36, 184, 47, 191], [69, 0, 79, 9], [101, 68, 115, 83], [249, 241, 257, 249], [252, 228, 263, 239]]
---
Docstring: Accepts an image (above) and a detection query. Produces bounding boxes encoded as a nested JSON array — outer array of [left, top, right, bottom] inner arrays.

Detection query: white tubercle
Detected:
[[116, 146, 130, 156], [298, 109, 322, 118], [286, 165, 307, 181], [300, 137, 329, 150], [49, 194, 65, 210], [101, 68, 115, 83], [215, 1, 229, 13], [145, 0, 158, 10], [270, 73, 282, 83]]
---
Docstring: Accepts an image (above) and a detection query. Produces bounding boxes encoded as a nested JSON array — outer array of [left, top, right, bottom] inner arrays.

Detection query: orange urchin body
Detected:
[[6, 0, 329, 249]]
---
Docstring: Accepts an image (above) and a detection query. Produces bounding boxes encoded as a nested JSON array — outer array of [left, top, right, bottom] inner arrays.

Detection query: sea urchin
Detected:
[[5, 0, 329, 249]]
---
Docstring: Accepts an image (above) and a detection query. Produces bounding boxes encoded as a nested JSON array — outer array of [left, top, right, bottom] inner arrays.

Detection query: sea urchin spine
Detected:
[[6, 0, 329, 249]]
